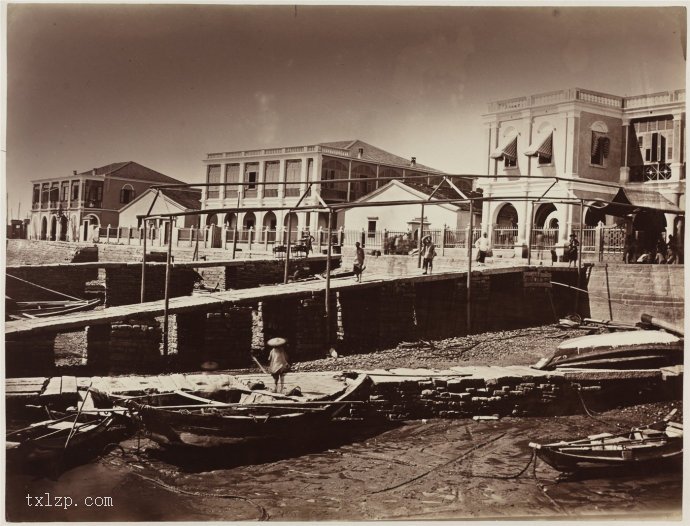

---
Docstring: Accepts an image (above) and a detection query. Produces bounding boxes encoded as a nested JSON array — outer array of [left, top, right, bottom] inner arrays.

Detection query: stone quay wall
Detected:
[[587, 263, 684, 327], [6, 267, 583, 377]]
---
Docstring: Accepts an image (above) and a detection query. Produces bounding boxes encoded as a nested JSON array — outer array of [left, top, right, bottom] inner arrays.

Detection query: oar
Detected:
[[250, 354, 269, 375], [135, 400, 368, 411], [64, 383, 92, 449], [6, 414, 77, 438]]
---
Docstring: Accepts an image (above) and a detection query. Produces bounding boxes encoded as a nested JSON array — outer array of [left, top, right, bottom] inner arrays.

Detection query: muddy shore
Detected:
[[9, 324, 684, 521]]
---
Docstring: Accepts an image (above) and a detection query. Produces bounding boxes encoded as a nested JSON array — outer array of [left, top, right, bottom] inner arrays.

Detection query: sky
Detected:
[[4, 3, 687, 219]]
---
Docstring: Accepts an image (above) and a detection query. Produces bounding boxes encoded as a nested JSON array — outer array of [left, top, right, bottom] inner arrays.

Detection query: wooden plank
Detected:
[[61, 376, 78, 396], [6, 377, 47, 385], [5, 384, 44, 394], [40, 377, 62, 398]]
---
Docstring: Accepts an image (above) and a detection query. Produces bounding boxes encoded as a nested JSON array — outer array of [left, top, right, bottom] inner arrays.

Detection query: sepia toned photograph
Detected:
[[4, 2, 686, 522]]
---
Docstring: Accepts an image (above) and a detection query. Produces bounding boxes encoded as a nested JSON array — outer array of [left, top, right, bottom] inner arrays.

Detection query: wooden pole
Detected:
[[417, 202, 425, 268], [163, 218, 174, 356], [231, 192, 240, 259], [325, 210, 333, 345], [284, 212, 293, 284], [140, 219, 147, 303], [466, 199, 474, 333], [574, 199, 584, 314], [527, 200, 534, 265]]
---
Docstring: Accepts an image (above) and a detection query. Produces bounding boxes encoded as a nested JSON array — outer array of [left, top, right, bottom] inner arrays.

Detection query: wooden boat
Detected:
[[6, 412, 117, 463], [6, 297, 101, 320], [529, 419, 683, 472], [129, 374, 373, 448], [533, 330, 684, 370]]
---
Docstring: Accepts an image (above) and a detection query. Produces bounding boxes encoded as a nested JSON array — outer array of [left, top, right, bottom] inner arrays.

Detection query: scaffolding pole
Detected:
[[466, 199, 474, 333], [163, 218, 174, 356], [325, 210, 333, 346]]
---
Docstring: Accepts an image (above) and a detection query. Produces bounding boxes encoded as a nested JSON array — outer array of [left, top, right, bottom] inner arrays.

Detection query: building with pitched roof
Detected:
[[482, 87, 685, 255], [200, 139, 452, 247], [118, 187, 201, 230], [342, 178, 478, 238], [29, 161, 184, 242]]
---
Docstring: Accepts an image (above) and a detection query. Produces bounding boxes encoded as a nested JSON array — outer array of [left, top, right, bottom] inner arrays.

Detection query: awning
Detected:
[[620, 188, 681, 213], [591, 131, 610, 158], [525, 132, 553, 157], [569, 186, 619, 205], [490, 136, 517, 161]]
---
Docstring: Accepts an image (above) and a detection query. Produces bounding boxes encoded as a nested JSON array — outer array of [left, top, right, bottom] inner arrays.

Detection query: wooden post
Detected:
[[527, 200, 534, 265], [417, 202, 425, 268], [441, 225, 446, 256], [284, 212, 293, 283], [140, 219, 147, 303], [325, 210, 333, 345], [578, 199, 584, 272], [163, 218, 174, 356], [466, 199, 474, 333]]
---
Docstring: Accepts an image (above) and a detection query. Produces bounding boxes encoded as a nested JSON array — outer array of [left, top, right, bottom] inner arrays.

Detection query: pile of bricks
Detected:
[[369, 374, 576, 420], [108, 317, 162, 374]]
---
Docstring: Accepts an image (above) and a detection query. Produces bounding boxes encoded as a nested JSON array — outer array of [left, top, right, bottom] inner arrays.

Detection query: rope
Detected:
[[576, 388, 623, 429], [129, 471, 270, 521], [531, 455, 569, 515], [370, 431, 507, 494], [7, 273, 83, 301]]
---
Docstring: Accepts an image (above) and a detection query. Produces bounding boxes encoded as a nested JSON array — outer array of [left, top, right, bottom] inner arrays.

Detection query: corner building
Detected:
[[482, 88, 685, 254]]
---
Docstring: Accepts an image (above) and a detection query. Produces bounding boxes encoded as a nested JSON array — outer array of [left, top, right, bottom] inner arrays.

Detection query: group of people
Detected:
[[625, 234, 681, 264]]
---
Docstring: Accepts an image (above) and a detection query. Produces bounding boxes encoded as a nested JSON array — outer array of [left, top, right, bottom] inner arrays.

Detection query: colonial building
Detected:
[[200, 140, 447, 246], [29, 161, 184, 242], [482, 88, 685, 253]]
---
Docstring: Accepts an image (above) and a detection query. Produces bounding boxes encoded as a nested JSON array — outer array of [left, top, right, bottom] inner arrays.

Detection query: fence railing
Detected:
[[69, 223, 634, 259]]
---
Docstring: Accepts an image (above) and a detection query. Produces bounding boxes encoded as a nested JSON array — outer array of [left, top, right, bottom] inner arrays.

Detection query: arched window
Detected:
[[120, 184, 135, 204]]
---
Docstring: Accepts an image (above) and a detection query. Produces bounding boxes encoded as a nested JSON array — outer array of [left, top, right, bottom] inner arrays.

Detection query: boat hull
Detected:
[[135, 374, 373, 448]]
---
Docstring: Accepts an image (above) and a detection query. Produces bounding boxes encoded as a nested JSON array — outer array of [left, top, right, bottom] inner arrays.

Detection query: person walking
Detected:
[[535, 232, 545, 261], [421, 235, 436, 275], [475, 232, 490, 266], [353, 241, 366, 282]]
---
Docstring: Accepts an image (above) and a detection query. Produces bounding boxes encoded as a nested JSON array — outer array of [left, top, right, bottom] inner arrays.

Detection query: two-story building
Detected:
[[29, 161, 185, 242], [481, 88, 685, 253], [200, 140, 450, 246]]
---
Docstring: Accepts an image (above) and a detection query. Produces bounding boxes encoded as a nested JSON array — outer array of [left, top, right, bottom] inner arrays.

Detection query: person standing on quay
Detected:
[[421, 235, 436, 274], [567, 233, 580, 267], [353, 241, 366, 282], [475, 232, 490, 266]]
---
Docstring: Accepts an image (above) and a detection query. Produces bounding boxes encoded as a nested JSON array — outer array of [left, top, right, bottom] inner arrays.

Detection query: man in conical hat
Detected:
[[266, 337, 290, 393]]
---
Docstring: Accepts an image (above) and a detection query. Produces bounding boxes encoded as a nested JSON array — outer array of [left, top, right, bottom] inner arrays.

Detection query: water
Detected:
[[6, 416, 681, 521]]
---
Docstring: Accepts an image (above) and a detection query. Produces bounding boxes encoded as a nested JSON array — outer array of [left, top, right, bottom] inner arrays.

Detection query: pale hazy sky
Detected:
[[5, 4, 686, 217]]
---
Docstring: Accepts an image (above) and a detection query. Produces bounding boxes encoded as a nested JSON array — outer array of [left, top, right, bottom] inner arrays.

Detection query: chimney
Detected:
[[92, 168, 97, 175], [411, 157, 417, 167], [73, 170, 77, 175], [357, 147, 364, 159]]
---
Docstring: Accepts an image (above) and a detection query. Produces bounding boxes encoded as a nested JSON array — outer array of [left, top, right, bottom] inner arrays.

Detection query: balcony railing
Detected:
[[205, 143, 351, 160], [629, 163, 673, 182], [623, 89, 685, 109], [488, 88, 623, 113]]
